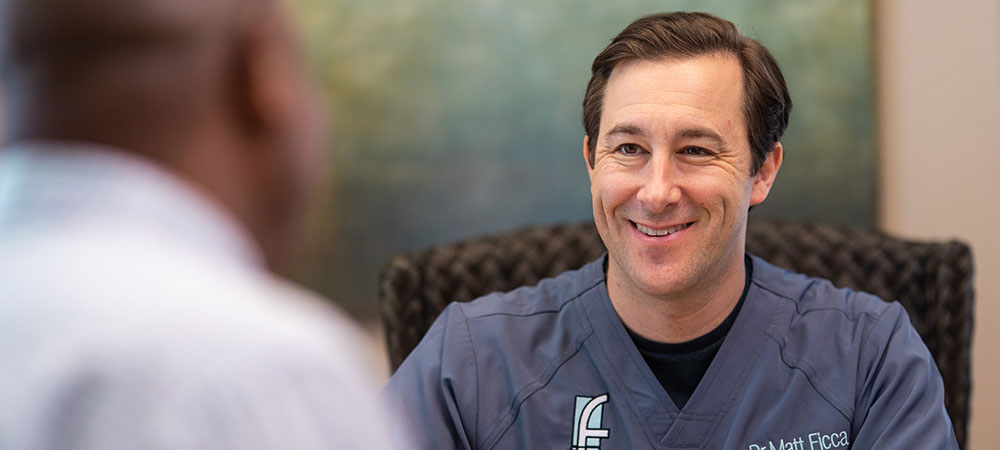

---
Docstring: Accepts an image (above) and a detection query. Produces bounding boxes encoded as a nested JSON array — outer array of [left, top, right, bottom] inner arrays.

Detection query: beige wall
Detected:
[[876, 1, 1000, 448]]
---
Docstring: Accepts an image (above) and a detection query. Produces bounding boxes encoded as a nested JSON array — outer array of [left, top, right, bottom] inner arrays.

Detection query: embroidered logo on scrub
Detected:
[[572, 394, 610, 449], [747, 430, 850, 450]]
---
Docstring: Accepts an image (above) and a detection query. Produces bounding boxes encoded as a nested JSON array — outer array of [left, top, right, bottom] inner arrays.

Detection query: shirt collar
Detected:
[[0, 141, 266, 270]]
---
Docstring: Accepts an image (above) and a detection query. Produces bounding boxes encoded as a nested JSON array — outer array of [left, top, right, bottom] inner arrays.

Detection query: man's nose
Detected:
[[635, 153, 682, 213]]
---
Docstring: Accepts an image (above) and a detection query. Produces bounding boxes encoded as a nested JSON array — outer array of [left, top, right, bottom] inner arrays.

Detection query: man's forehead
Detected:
[[604, 55, 743, 111], [599, 54, 747, 138]]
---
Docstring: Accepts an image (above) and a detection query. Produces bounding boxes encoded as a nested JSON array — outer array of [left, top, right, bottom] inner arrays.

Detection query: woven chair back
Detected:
[[377, 219, 973, 447]]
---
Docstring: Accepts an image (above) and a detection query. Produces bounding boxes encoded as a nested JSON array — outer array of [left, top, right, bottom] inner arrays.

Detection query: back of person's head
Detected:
[[0, 0, 326, 271], [582, 12, 791, 175]]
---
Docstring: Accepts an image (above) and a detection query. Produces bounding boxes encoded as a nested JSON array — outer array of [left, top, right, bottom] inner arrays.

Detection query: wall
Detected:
[[292, 0, 877, 318], [876, 1, 1000, 448]]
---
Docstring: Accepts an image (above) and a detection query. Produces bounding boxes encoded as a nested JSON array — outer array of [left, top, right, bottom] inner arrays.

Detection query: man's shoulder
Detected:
[[748, 254, 916, 408], [402, 257, 605, 391], [455, 256, 606, 321], [0, 230, 394, 450], [749, 254, 895, 323], [748, 254, 906, 374], [0, 226, 376, 380], [385, 257, 609, 448], [746, 255, 952, 446]]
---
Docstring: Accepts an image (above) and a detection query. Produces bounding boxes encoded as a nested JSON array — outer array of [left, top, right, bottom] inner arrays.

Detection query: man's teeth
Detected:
[[635, 222, 689, 237]]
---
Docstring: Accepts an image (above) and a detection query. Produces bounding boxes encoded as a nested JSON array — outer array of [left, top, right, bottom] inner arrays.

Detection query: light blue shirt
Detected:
[[0, 142, 402, 450]]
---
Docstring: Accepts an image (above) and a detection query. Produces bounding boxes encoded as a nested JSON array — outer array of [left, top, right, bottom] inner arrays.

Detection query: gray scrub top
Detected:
[[384, 255, 958, 450]]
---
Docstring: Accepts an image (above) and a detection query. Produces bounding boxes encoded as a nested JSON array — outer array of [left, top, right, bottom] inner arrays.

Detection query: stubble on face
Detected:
[[586, 54, 757, 314]]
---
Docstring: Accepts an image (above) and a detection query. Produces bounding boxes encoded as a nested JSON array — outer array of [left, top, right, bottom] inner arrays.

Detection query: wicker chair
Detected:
[[377, 219, 974, 448]]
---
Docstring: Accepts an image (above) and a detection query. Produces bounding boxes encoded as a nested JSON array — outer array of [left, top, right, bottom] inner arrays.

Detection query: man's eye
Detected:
[[681, 146, 711, 156], [616, 144, 642, 155]]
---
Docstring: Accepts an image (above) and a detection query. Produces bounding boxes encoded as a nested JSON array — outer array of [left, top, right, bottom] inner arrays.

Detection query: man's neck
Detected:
[[606, 253, 747, 344]]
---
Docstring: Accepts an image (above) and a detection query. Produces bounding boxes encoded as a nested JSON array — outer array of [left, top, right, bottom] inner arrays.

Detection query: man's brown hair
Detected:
[[582, 12, 791, 174]]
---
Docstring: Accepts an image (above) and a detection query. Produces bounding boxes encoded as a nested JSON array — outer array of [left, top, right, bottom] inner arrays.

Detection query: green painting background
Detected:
[[291, 0, 875, 318]]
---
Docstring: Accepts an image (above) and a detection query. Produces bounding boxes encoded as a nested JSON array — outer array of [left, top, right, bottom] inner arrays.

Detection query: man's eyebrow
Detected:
[[603, 124, 730, 148], [678, 127, 728, 147], [604, 124, 646, 139]]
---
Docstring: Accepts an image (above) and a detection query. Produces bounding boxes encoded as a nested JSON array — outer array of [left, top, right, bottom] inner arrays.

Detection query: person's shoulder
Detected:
[[0, 226, 379, 382], [455, 256, 606, 320], [749, 254, 916, 411], [402, 257, 604, 387], [748, 253, 903, 379], [385, 258, 607, 447], [140, 265, 377, 381], [0, 233, 396, 449], [749, 254, 894, 323]]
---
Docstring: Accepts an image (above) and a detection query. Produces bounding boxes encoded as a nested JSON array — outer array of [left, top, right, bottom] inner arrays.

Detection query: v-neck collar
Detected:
[[576, 255, 781, 448]]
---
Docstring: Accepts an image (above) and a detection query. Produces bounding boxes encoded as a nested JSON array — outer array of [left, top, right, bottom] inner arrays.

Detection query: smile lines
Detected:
[[632, 221, 692, 237]]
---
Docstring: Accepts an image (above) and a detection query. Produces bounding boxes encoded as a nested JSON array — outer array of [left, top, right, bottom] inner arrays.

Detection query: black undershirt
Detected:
[[624, 255, 753, 410]]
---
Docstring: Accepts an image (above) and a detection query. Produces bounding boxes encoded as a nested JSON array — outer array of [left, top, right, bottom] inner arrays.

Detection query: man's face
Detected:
[[586, 54, 779, 301]]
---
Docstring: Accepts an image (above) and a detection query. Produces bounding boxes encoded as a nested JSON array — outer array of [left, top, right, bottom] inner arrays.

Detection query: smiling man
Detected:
[[385, 12, 957, 450]]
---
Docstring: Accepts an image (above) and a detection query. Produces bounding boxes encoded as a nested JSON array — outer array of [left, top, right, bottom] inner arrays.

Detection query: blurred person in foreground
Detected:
[[0, 0, 400, 448], [384, 12, 958, 449]]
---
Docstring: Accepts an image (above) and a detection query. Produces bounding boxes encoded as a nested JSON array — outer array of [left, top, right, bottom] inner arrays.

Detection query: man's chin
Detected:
[[622, 266, 693, 299], [634, 279, 689, 299]]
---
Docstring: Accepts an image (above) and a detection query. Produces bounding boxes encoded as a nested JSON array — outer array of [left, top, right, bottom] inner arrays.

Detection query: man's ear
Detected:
[[232, 4, 296, 138], [583, 135, 594, 177], [750, 142, 783, 206]]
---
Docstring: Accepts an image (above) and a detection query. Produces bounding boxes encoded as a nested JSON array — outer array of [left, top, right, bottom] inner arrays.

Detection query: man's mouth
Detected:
[[632, 221, 693, 237]]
